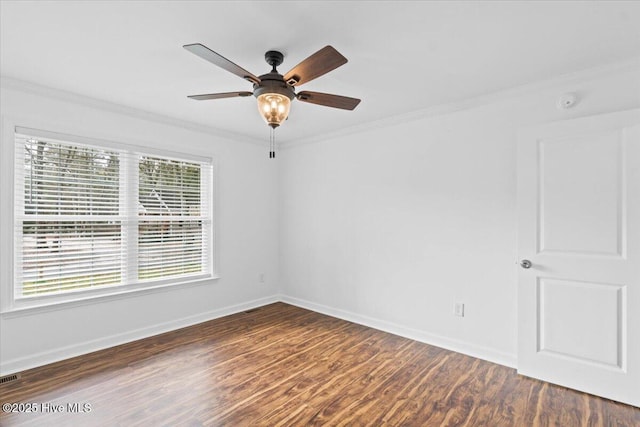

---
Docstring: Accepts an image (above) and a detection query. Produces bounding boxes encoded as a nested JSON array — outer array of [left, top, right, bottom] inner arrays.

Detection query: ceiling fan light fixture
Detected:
[[256, 92, 291, 128]]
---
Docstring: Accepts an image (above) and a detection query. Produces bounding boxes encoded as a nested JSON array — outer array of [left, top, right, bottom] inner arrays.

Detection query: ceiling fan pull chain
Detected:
[[269, 127, 275, 159]]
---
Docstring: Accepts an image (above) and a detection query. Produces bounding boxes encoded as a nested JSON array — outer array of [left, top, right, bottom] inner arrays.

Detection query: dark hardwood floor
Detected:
[[1, 302, 638, 426]]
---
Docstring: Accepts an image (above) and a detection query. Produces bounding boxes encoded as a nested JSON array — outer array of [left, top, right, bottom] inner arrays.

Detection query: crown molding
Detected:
[[279, 56, 640, 149], [0, 76, 266, 147], [3, 56, 639, 151]]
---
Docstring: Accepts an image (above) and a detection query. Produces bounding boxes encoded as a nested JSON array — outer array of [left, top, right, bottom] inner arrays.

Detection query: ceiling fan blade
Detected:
[[296, 91, 361, 110], [188, 91, 253, 100], [183, 43, 260, 84], [284, 46, 348, 87]]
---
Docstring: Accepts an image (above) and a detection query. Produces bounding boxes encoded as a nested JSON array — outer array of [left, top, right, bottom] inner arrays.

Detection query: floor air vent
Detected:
[[0, 374, 20, 384]]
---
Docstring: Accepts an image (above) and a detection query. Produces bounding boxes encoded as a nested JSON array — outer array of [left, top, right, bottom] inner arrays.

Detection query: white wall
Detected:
[[279, 61, 640, 366], [2, 60, 638, 376], [0, 81, 280, 374]]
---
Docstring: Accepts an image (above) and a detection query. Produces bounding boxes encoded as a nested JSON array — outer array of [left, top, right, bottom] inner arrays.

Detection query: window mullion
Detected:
[[121, 152, 139, 284]]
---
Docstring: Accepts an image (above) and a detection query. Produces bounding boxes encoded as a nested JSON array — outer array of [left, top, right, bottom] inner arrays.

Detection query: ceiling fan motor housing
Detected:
[[254, 50, 295, 101], [253, 72, 296, 100]]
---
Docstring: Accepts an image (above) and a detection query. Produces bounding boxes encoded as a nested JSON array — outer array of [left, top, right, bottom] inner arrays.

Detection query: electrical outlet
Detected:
[[454, 302, 465, 317], [259, 273, 265, 283]]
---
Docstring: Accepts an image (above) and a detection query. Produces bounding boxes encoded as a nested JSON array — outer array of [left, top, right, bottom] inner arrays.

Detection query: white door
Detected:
[[517, 109, 640, 407]]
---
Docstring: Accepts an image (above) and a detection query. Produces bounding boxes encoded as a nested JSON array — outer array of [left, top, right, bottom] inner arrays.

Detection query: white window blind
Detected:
[[14, 129, 213, 301], [138, 156, 211, 281]]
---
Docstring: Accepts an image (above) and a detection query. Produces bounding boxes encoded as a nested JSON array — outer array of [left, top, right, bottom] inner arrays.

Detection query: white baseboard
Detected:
[[0, 295, 279, 376], [280, 295, 517, 369], [1, 294, 517, 376]]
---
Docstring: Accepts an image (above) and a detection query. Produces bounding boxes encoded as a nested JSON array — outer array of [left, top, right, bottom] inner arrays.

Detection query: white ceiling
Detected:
[[2, 1, 640, 144]]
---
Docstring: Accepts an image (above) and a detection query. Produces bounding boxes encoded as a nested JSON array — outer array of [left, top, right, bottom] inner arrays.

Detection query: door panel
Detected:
[[538, 131, 623, 256], [518, 109, 639, 407], [538, 278, 624, 369]]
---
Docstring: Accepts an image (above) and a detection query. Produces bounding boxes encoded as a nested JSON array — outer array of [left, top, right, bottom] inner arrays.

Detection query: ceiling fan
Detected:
[[183, 43, 361, 135]]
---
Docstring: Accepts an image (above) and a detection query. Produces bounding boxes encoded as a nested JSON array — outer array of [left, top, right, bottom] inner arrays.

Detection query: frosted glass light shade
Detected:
[[256, 93, 291, 128]]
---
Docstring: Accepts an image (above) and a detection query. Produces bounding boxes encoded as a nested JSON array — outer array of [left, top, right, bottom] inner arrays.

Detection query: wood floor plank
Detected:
[[1, 302, 638, 426]]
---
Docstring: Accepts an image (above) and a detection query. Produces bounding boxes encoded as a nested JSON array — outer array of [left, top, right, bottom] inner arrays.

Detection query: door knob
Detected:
[[520, 259, 532, 269]]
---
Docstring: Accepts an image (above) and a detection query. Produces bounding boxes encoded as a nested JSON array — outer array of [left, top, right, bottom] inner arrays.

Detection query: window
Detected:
[[12, 127, 213, 307]]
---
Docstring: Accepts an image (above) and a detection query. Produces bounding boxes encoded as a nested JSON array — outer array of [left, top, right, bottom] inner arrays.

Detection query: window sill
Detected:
[[0, 275, 220, 318]]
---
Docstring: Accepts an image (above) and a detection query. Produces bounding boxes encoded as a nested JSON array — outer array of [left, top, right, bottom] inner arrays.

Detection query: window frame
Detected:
[[1, 123, 218, 315]]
